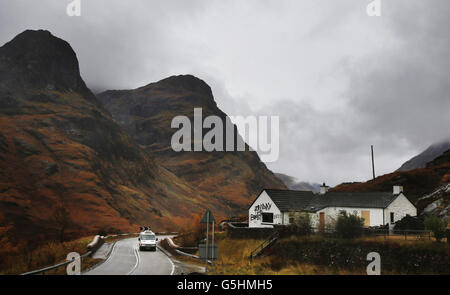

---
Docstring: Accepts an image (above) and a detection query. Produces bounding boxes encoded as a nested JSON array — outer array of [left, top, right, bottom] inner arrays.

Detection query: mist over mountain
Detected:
[[274, 173, 320, 193], [397, 140, 450, 172]]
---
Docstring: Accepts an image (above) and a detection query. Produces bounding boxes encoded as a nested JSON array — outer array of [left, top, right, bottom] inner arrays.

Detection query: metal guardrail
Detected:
[[226, 222, 249, 228], [21, 251, 92, 275], [161, 237, 212, 263], [175, 249, 199, 259], [173, 245, 212, 265], [21, 235, 105, 275]]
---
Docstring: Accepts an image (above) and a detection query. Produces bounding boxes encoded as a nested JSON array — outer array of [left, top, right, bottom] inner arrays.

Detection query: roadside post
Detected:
[[200, 209, 217, 273], [212, 217, 215, 273], [205, 210, 209, 272]]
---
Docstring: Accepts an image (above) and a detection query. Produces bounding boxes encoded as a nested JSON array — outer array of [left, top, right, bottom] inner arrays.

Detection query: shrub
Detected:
[[424, 216, 448, 242], [394, 215, 424, 232], [335, 212, 364, 239], [294, 213, 313, 235], [177, 213, 204, 247]]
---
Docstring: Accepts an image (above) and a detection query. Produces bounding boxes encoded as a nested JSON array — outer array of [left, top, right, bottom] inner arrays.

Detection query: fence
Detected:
[[363, 229, 435, 241], [279, 226, 441, 242], [226, 223, 445, 243]]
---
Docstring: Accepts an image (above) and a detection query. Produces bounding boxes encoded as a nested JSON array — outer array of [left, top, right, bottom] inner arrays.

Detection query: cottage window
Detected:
[[390, 212, 395, 223], [262, 213, 274, 223], [289, 217, 294, 224]]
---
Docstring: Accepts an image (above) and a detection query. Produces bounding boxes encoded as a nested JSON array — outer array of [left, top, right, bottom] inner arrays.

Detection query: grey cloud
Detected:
[[261, 0, 450, 185], [347, 0, 450, 148], [1, 0, 449, 186]]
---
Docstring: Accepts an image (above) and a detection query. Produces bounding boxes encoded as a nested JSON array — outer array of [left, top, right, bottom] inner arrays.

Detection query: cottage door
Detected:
[[319, 212, 325, 231], [361, 211, 370, 227]]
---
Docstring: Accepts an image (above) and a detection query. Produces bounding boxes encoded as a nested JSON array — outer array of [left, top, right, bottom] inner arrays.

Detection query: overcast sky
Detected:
[[1, 0, 449, 186]]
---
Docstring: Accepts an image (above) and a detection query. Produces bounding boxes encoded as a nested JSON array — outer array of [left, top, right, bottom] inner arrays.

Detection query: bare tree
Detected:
[[50, 204, 72, 243]]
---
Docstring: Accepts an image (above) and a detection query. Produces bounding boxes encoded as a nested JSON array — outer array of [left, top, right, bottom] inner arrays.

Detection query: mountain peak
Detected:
[[0, 29, 87, 94], [397, 140, 450, 171], [151, 74, 213, 98]]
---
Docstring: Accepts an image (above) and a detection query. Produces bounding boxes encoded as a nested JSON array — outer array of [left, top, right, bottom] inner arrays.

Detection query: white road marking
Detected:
[[135, 245, 142, 272], [165, 248, 175, 275], [157, 236, 176, 275], [127, 244, 140, 275], [101, 240, 118, 266]]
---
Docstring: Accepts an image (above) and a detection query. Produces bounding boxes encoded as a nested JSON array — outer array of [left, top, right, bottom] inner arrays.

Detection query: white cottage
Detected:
[[248, 185, 417, 229]]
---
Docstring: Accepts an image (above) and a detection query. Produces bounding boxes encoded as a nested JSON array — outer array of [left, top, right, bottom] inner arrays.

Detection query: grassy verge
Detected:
[[174, 231, 449, 275], [0, 236, 103, 275], [212, 235, 361, 275], [269, 235, 450, 275], [171, 232, 359, 274]]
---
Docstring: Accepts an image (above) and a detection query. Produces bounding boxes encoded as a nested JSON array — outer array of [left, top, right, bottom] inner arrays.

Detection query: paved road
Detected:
[[84, 236, 174, 275]]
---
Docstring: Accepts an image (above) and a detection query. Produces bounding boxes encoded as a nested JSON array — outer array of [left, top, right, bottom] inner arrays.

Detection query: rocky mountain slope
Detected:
[[274, 173, 320, 192], [98, 75, 286, 217], [397, 140, 450, 171], [417, 183, 449, 223], [0, 30, 210, 240], [417, 149, 450, 221]]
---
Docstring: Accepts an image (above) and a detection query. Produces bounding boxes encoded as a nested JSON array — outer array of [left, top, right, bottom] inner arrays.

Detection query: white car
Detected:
[[138, 231, 158, 251]]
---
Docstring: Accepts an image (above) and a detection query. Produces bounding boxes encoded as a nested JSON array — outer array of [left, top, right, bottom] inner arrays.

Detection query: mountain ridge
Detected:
[[98, 75, 286, 216], [0, 30, 211, 241], [397, 140, 450, 172]]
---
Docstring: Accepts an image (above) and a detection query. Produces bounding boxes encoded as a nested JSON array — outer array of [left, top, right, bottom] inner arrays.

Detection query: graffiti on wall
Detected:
[[251, 202, 277, 222], [254, 203, 271, 212]]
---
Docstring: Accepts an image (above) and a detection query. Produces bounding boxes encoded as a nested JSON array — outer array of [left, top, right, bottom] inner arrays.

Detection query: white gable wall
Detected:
[[384, 193, 417, 226], [249, 190, 283, 228]]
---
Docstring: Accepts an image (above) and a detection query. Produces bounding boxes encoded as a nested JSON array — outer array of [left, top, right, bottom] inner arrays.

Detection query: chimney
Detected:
[[319, 183, 329, 195], [393, 185, 403, 195]]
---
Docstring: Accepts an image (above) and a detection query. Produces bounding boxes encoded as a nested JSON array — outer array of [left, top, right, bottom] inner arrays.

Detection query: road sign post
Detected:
[[200, 209, 217, 273], [199, 244, 217, 258], [211, 218, 215, 272], [205, 211, 209, 272]]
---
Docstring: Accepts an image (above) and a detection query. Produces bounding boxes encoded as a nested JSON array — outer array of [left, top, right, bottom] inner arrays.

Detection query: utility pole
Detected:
[[371, 145, 376, 180]]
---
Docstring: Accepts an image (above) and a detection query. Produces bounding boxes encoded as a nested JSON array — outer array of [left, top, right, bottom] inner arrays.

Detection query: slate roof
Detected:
[[264, 189, 316, 212], [263, 189, 399, 212]]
